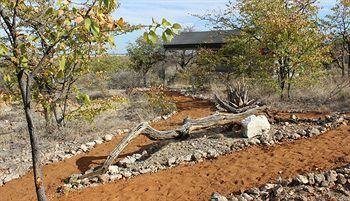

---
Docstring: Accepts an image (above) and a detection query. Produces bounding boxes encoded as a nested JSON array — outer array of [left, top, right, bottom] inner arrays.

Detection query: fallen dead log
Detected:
[[79, 106, 267, 179]]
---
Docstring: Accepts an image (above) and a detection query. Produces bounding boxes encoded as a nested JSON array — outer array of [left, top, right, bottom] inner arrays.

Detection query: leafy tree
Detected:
[[0, 1, 179, 200], [324, 0, 350, 77], [200, 0, 330, 99], [127, 38, 166, 87]]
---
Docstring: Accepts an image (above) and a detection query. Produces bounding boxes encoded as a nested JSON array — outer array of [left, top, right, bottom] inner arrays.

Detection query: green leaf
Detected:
[[76, 93, 91, 106], [143, 32, 150, 43], [108, 36, 115, 47], [165, 28, 174, 36], [103, 0, 110, 8], [0, 44, 8, 55], [91, 22, 100, 37], [172, 23, 182, 30], [149, 31, 158, 44], [19, 43, 27, 55], [57, 70, 64, 79], [20, 56, 28, 67], [164, 28, 174, 42], [162, 32, 168, 42], [84, 18, 92, 31], [45, 7, 54, 16], [59, 56, 66, 71], [162, 18, 171, 27], [3, 74, 11, 82]]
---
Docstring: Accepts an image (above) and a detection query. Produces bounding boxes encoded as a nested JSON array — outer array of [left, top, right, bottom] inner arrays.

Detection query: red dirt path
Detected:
[[1, 92, 350, 201]]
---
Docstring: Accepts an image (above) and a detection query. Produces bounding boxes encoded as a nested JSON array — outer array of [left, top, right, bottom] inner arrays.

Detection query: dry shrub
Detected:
[[249, 74, 350, 112], [109, 70, 143, 89], [127, 91, 176, 121]]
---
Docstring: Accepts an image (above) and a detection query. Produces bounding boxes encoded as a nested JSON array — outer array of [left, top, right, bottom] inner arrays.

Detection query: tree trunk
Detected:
[[278, 60, 286, 100], [17, 71, 47, 201], [43, 107, 50, 127], [347, 48, 350, 77]]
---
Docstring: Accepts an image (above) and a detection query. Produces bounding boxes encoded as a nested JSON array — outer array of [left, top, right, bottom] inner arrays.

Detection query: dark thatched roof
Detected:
[[163, 30, 239, 50]]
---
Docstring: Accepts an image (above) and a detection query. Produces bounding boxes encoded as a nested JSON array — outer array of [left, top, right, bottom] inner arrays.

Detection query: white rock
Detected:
[[241, 115, 271, 138], [207, 149, 219, 159], [108, 165, 120, 174], [183, 154, 192, 162], [294, 175, 309, 184], [119, 156, 136, 165], [98, 174, 109, 183], [3, 173, 19, 183], [110, 174, 122, 181], [132, 153, 142, 160], [94, 138, 103, 145], [103, 134, 113, 142], [167, 157, 177, 166], [80, 144, 89, 152], [86, 142, 96, 148], [242, 193, 253, 201], [211, 192, 228, 201], [122, 171, 132, 178], [139, 168, 151, 174]]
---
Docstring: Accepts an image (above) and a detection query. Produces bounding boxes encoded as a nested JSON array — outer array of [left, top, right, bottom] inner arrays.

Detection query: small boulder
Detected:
[[211, 192, 228, 201], [108, 165, 119, 174], [192, 152, 202, 161], [119, 156, 136, 166], [241, 115, 271, 138], [207, 149, 219, 159], [98, 174, 109, 183], [86, 141, 96, 148], [103, 134, 113, 142], [308, 128, 320, 136], [274, 131, 284, 141], [297, 130, 307, 136], [337, 173, 347, 184], [122, 171, 132, 178], [314, 173, 326, 184], [80, 144, 89, 152], [167, 157, 177, 166], [307, 173, 315, 185], [110, 174, 122, 181], [325, 170, 337, 183], [242, 193, 253, 201], [94, 138, 103, 145], [294, 175, 309, 184]]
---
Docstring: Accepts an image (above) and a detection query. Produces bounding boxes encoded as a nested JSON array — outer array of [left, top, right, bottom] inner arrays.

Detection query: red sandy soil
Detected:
[[1, 92, 350, 201]]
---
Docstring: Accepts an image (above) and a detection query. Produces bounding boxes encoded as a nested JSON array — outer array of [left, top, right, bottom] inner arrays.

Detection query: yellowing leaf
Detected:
[[172, 23, 182, 30], [117, 18, 124, 27], [75, 16, 84, 24], [58, 9, 64, 16], [0, 44, 8, 55], [59, 56, 66, 71]]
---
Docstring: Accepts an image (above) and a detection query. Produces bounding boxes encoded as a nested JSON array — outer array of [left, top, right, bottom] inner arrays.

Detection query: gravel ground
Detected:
[[213, 163, 350, 201]]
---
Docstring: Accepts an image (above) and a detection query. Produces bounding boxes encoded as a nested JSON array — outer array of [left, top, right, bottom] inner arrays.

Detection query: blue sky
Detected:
[[113, 0, 337, 54]]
